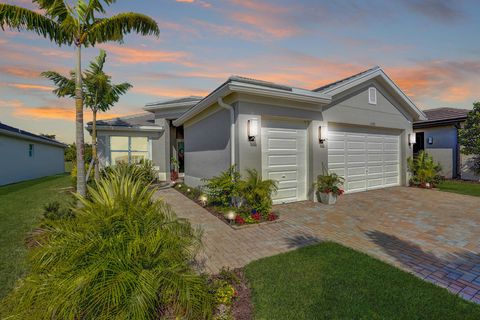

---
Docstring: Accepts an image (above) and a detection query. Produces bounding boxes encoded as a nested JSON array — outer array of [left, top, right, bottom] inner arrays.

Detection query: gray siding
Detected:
[[0, 135, 64, 185], [414, 125, 458, 178], [184, 107, 231, 186]]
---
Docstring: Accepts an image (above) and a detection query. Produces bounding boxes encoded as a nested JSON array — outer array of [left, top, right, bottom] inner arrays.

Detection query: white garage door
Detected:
[[261, 120, 307, 204], [328, 130, 401, 193]]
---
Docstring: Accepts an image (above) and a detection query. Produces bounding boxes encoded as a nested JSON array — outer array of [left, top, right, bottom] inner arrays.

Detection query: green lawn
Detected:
[[438, 180, 480, 197], [245, 242, 480, 320], [0, 175, 71, 298]]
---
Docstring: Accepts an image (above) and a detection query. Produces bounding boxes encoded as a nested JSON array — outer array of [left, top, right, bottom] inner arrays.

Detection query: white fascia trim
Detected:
[[173, 82, 331, 126], [143, 101, 200, 112], [323, 68, 426, 121], [0, 129, 67, 148], [93, 125, 164, 132]]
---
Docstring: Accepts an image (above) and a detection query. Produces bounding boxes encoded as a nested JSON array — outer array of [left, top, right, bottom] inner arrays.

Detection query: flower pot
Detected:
[[318, 192, 337, 205]]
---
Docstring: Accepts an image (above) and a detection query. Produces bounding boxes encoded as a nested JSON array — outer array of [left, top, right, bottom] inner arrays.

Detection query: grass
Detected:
[[438, 180, 480, 197], [245, 242, 480, 320], [0, 174, 72, 298]]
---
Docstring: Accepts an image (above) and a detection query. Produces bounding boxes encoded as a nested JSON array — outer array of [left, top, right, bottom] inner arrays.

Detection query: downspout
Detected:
[[217, 97, 235, 167]]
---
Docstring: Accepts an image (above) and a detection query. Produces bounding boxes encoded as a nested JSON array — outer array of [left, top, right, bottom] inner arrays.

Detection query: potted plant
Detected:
[[170, 156, 179, 182], [314, 170, 345, 205]]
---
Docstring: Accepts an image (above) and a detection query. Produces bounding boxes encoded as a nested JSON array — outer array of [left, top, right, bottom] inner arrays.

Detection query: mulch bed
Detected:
[[172, 187, 280, 230], [232, 268, 254, 320]]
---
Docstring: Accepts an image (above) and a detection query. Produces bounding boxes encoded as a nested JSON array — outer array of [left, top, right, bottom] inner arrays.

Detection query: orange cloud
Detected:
[[0, 66, 43, 78], [99, 44, 194, 66], [7, 83, 53, 91], [132, 86, 209, 98]]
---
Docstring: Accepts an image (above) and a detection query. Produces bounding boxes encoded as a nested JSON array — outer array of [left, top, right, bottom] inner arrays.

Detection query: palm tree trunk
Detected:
[[75, 43, 86, 197], [92, 109, 100, 180]]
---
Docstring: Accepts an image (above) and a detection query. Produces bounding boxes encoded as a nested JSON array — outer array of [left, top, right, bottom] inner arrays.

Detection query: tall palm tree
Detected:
[[0, 1, 159, 196], [42, 49, 132, 180]]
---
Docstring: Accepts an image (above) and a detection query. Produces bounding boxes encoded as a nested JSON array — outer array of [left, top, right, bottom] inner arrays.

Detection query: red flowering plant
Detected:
[[235, 215, 245, 225], [314, 168, 345, 196], [267, 212, 278, 221], [251, 212, 261, 221]]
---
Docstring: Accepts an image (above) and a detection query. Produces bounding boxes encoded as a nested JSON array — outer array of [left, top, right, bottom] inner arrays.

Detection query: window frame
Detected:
[[368, 87, 377, 105], [109, 136, 150, 165], [28, 144, 34, 157]]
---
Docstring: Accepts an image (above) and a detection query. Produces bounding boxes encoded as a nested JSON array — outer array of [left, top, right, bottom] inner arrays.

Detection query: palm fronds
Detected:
[[0, 4, 68, 44], [88, 12, 159, 45], [1, 168, 213, 319]]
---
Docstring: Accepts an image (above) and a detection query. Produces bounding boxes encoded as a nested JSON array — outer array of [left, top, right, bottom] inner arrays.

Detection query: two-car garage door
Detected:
[[328, 130, 401, 193]]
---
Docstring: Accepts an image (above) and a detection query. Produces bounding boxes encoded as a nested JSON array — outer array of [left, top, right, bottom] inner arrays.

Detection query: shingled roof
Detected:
[[414, 107, 471, 128], [0, 122, 66, 147]]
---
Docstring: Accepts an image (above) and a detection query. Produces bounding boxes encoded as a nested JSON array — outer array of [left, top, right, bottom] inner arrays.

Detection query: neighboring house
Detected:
[[88, 66, 427, 203], [0, 122, 66, 186], [413, 107, 478, 180]]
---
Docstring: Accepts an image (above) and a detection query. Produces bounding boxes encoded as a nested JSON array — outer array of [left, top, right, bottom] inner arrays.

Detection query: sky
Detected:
[[1, 0, 479, 144]]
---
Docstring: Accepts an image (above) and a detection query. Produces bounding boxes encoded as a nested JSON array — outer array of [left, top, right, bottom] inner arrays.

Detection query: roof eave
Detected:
[[413, 117, 467, 128], [322, 68, 427, 121], [0, 128, 67, 148], [173, 82, 331, 126], [86, 125, 164, 132]]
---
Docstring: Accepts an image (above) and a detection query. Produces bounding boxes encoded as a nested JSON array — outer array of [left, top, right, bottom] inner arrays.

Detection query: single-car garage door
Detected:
[[261, 119, 307, 204], [328, 129, 401, 193]]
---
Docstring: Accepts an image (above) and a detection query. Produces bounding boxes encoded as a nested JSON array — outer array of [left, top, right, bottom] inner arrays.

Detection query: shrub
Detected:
[[101, 159, 157, 186], [1, 167, 213, 320], [407, 151, 442, 187], [238, 169, 278, 217], [43, 201, 75, 221], [203, 166, 241, 207], [314, 168, 345, 196]]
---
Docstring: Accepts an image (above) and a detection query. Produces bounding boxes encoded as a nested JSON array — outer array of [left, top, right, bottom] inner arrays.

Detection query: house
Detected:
[[88, 66, 427, 203], [0, 122, 66, 186], [413, 107, 478, 180]]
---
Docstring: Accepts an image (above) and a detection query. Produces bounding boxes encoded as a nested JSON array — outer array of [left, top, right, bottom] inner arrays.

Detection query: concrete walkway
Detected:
[[154, 187, 480, 303]]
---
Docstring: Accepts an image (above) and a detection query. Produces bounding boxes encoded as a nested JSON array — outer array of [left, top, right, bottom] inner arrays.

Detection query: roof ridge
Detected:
[[312, 66, 381, 92]]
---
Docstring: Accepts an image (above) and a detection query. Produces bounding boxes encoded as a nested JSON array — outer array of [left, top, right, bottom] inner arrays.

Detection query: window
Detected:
[[110, 136, 149, 165], [368, 87, 377, 105], [28, 144, 34, 157]]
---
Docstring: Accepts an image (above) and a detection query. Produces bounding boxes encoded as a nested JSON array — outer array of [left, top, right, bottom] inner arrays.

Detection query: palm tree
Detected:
[[42, 49, 132, 180], [0, 1, 159, 196]]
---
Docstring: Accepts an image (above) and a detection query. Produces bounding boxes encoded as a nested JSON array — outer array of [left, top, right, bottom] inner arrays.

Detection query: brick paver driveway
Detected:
[[155, 187, 480, 303]]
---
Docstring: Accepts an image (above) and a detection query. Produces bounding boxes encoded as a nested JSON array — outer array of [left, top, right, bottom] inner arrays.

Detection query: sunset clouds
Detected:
[[1, 0, 479, 143]]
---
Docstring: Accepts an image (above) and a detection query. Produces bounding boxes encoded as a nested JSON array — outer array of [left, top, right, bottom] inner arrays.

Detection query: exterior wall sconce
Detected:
[[319, 126, 328, 144], [248, 118, 259, 142], [408, 133, 416, 146]]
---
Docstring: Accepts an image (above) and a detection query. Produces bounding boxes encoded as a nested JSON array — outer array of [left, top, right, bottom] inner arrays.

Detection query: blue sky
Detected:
[[1, 0, 479, 143]]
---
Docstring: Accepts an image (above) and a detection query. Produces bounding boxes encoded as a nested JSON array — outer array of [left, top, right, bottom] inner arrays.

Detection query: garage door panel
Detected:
[[268, 155, 297, 166], [262, 121, 307, 204], [328, 140, 345, 149], [328, 130, 401, 193], [268, 138, 297, 150]]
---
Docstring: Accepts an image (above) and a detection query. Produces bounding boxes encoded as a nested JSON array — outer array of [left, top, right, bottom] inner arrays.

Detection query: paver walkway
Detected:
[[154, 187, 480, 303]]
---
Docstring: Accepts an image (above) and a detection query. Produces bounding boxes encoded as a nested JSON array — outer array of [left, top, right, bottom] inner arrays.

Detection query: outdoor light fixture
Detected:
[[248, 118, 259, 141], [225, 210, 237, 224], [318, 126, 328, 144], [199, 195, 208, 206], [408, 133, 416, 146]]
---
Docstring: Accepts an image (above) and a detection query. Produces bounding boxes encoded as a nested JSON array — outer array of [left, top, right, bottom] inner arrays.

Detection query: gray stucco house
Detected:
[[414, 107, 478, 180], [0, 122, 66, 186], [89, 66, 427, 203]]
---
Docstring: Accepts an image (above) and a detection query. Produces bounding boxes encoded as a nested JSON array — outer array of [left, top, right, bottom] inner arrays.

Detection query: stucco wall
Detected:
[[323, 82, 414, 187], [95, 129, 165, 179], [183, 105, 231, 186], [413, 125, 458, 178], [0, 135, 64, 185]]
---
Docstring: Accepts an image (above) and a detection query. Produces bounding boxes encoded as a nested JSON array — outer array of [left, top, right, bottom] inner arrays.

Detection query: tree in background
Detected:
[[458, 102, 480, 175], [43, 50, 132, 180], [0, 0, 159, 197], [65, 143, 92, 164]]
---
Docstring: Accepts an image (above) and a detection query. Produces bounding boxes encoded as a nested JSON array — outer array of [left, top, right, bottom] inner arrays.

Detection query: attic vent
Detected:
[[368, 87, 377, 105]]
